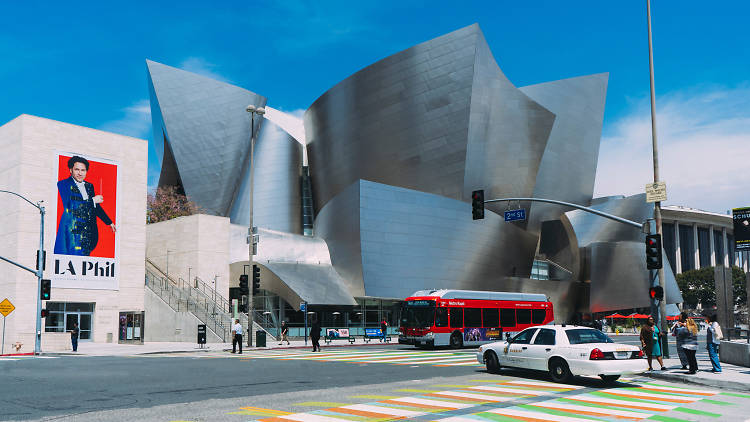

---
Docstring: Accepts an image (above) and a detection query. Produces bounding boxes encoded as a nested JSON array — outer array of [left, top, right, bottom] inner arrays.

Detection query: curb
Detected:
[[643, 371, 750, 392], [218, 341, 401, 353]]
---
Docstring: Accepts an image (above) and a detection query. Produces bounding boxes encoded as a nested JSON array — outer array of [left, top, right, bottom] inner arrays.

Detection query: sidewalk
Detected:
[[40, 336, 400, 356], [642, 353, 750, 392]]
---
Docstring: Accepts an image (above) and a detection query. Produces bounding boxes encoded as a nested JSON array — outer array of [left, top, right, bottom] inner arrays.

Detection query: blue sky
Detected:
[[2, 1, 748, 214]]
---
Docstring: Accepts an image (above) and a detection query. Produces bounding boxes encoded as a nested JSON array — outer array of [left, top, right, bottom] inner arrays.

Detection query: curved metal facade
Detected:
[[146, 24, 673, 319]]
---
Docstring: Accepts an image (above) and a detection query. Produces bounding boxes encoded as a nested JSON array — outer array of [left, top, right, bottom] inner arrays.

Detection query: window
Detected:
[[482, 308, 499, 327], [533, 328, 556, 345], [500, 308, 515, 327], [449, 308, 463, 328], [435, 307, 448, 327], [565, 329, 614, 344], [511, 328, 537, 344], [532, 309, 547, 324], [517, 309, 531, 324], [464, 308, 481, 327]]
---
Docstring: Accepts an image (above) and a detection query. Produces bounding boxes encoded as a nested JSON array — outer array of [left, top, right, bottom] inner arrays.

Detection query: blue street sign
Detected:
[[504, 209, 526, 222]]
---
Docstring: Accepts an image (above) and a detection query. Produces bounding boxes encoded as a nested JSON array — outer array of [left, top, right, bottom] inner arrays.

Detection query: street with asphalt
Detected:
[[2, 336, 750, 422]]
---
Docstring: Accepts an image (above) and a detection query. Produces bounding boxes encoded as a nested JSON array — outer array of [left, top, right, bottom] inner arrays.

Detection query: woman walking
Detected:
[[640, 316, 666, 371], [706, 314, 723, 373], [671, 312, 689, 370], [674, 315, 699, 374]]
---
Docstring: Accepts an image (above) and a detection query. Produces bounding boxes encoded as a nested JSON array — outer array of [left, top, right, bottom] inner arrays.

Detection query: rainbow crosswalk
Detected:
[[232, 348, 482, 367], [226, 378, 749, 422]]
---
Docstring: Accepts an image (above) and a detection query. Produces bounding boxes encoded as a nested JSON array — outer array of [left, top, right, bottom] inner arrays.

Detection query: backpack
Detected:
[[713, 322, 724, 340]]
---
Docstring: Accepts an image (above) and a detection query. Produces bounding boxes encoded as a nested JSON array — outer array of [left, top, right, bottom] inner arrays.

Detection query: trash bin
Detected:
[[256, 330, 266, 347]]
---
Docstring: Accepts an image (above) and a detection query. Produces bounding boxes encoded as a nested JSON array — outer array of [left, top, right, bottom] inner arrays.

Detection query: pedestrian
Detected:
[[279, 321, 290, 345], [380, 319, 388, 338], [310, 315, 321, 352], [232, 319, 243, 354], [671, 312, 689, 370], [69, 322, 80, 352], [640, 316, 666, 371], [706, 314, 723, 373], [674, 314, 699, 374]]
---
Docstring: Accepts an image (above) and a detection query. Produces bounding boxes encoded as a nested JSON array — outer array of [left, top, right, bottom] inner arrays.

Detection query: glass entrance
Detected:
[[118, 311, 145, 344], [44, 302, 94, 341]]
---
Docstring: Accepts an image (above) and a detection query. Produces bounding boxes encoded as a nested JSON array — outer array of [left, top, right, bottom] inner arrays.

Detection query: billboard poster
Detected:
[[326, 328, 349, 338], [734, 207, 750, 251], [52, 153, 119, 289], [464, 327, 502, 342]]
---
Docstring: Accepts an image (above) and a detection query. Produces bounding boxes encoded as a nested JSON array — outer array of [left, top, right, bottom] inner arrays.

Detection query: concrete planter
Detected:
[[719, 340, 750, 367]]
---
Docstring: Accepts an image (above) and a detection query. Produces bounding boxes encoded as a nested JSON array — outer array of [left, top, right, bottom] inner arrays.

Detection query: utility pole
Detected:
[[646, 0, 669, 357], [245, 104, 265, 346]]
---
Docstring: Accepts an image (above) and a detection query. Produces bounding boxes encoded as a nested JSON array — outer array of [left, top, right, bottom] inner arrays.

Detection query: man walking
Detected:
[[279, 321, 290, 345], [310, 315, 321, 352], [232, 319, 243, 354], [70, 322, 80, 352]]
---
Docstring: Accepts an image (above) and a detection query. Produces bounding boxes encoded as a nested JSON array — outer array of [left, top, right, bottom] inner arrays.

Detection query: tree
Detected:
[[146, 185, 201, 224], [676, 266, 747, 309]]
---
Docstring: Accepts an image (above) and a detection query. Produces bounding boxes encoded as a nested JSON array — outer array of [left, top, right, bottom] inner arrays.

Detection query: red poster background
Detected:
[[56, 155, 118, 258]]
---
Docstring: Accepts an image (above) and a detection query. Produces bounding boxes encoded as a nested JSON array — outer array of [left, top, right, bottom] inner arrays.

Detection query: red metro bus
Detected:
[[399, 289, 554, 348]]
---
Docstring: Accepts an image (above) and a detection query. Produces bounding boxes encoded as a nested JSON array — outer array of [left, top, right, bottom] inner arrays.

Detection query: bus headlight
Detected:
[[425, 332, 434, 338]]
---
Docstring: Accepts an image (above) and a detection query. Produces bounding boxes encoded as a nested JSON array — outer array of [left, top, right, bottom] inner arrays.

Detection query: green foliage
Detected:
[[676, 266, 747, 309], [146, 185, 201, 224]]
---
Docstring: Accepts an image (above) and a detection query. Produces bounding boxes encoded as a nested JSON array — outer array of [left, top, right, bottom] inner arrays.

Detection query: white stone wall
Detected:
[[145, 214, 231, 298], [0, 115, 147, 353]]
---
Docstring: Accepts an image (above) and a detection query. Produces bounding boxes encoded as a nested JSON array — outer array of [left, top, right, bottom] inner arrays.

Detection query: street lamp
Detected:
[[246, 103, 265, 346], [0, 190, 45, 355]]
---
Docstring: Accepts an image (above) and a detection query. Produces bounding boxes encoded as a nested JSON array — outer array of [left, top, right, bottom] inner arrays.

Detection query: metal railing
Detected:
[[728, 328, 750, 343]]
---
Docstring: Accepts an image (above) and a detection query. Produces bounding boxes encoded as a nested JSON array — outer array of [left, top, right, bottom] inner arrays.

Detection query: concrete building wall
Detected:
[[146, 214, 231, 297], [0, 115, 147, 353], [143, 288, 222, 343]]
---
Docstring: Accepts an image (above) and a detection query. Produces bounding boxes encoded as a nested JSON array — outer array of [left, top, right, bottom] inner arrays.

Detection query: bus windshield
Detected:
[[400, 300, 435, 328]]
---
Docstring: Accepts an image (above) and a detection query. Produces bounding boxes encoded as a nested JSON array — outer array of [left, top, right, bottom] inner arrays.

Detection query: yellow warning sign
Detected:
[[0, 298, 15, 317]]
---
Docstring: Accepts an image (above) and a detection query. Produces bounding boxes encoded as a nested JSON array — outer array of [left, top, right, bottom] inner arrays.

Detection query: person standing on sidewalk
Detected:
[[232, 319, 243, 354], [279, 321, 290, 345], [675, 315, 699, 374], [70, 322, 80, 352], [671, 312, 689, 370], [310, 316, 321, 352], [706, 314, 723, 373], [380, 319, 388, 338], [640, 316, 666, 371]]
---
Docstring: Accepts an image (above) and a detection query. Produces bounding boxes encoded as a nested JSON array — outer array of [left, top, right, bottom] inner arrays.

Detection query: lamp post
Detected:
[[646, 0, 669, 358], [0, 190, 45, 355], [246, 104, 265, 346]]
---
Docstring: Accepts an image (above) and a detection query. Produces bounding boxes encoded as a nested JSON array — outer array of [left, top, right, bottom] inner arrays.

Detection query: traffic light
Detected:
[[472, 189, 484, 220], [252, 264, 261, 296], [645, 234, 662, 269], [649, 286, 664, 301], [40, 279, 51, 300], [41, 309, 49, 318], [239, 274, 249, 295]]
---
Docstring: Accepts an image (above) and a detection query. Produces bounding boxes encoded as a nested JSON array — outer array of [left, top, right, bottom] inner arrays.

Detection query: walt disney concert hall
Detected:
[[146, 24, 682, 322]]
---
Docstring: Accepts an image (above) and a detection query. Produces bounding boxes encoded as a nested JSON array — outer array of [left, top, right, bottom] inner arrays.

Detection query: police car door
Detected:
[[501, 328, 538, 368]]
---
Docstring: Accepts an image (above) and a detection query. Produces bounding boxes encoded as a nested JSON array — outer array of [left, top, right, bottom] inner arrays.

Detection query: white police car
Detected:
[[477, 325, 647, 383]]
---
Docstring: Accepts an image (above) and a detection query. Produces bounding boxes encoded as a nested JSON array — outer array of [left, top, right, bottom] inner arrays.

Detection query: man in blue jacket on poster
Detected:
[[54, 156, 116, 256]]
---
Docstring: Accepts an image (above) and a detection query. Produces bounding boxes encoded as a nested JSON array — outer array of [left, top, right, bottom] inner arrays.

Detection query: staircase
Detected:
[[144, 258, 275, 342]]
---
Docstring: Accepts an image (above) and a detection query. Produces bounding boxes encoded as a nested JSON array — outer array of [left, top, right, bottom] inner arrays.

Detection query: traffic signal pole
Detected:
[[646, 0, 669, 358]]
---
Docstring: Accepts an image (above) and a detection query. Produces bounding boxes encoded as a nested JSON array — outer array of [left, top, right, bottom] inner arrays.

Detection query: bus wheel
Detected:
[[450, 332, 463, 349], [485, 351, 501, 374]]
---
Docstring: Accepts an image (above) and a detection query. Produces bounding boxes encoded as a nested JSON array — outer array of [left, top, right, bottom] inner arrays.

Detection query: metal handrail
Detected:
[[727, 328, 750, 343]]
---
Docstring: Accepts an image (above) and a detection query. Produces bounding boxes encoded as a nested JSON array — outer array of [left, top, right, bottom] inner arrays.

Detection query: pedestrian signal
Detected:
[[649, 286, 664, 301]]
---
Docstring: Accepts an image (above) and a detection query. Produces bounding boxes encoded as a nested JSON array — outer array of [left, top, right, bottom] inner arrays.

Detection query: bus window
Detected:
[[435, 307, 448, 327], [450, 308, 463, 328], [517, 309, 531, 324], [482, 308, 499, 327], [464, 308, 481, 327], [500, 308, 515, 327], [532, 309, 547, 324]]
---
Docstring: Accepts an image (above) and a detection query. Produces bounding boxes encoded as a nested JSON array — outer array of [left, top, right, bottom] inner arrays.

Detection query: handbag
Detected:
[[713, 322, 724, 340]]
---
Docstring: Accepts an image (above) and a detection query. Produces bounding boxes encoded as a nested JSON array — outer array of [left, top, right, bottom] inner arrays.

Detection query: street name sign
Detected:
[[645, 182, 667, 202], [0, 298, 14, 317], [300, 302, 306, 312], [504, 209, 526, 222]]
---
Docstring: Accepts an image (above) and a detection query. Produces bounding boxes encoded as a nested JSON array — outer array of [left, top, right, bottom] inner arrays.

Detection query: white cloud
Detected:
[[99, 99, 151, 139], [594, 84, 750, 214], [178, 57, 230, 83]]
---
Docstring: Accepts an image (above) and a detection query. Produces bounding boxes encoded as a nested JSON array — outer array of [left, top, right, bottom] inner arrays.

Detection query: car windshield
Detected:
[[400, 301, 435, 328], [565, 328, 613, 344]]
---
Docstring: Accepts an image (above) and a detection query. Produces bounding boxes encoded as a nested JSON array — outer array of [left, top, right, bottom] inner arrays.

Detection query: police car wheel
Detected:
[[549, 358, 572, 383], [485, 351, 501, 374]]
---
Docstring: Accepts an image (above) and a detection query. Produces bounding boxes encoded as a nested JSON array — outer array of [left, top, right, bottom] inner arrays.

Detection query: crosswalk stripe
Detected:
[[466, 386, 547, 396], [385, 396, 473, 409], [562, 396, 675, 411], [486, 407, 598, 422], [528, 400, 649, 419], [341, 403, 425, 417], [504, 380, 583, 390], [600, 390, 696, 403], [634, 385, 717, 396], [428, 391, 516, 402], [261, 413, 352, 422]]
